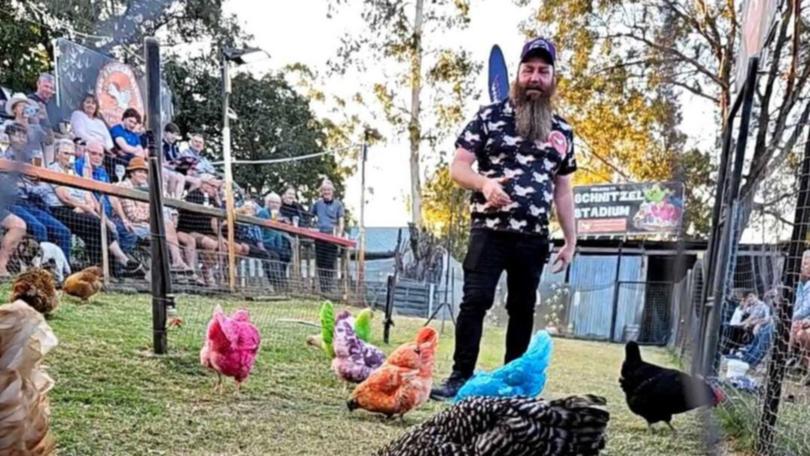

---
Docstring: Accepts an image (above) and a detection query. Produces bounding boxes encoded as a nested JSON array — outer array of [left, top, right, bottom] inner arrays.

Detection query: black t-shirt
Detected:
[[177, 189, 219, 236], [280, 202, 310, 226]]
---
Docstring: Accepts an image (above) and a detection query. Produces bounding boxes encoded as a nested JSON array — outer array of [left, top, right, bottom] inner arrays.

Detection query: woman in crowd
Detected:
[[280, 186, 309, 226], [70, 94, 114, 153]]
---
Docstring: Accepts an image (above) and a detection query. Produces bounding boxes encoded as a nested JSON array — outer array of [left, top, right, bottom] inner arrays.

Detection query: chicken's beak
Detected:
[[346, 399, 358, 412]]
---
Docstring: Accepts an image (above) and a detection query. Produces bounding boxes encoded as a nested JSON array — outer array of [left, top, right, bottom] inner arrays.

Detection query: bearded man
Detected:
[[431, 37, 578, 400]]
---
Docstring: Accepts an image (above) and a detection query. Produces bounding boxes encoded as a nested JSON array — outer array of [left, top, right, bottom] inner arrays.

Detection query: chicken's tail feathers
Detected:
[[624, 341, 642, 365], [319, 301, 336, 354], [355, 308, 373, 343]]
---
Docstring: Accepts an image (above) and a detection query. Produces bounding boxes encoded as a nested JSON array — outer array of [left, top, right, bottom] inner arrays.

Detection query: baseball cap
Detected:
[[520, 37, 556, 66]]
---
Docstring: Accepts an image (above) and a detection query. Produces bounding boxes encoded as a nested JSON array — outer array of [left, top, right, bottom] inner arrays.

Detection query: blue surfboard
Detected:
[[488, 45, 509, 103]]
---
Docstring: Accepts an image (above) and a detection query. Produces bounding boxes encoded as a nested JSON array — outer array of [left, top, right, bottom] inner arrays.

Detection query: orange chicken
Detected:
[[63, 266, 104, 302], [10, 268, 58, 315], [347, 327, 438, 418]]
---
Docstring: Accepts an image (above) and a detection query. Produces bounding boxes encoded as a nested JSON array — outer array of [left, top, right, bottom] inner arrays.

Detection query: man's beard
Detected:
[[510, 80, 555, 142]]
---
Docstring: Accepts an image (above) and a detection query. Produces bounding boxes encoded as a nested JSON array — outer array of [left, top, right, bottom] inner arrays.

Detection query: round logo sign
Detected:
[[95, 62, 144, 127]]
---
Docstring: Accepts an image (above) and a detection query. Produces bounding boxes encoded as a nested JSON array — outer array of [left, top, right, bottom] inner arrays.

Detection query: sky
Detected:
[[222, 0, 718, 230]]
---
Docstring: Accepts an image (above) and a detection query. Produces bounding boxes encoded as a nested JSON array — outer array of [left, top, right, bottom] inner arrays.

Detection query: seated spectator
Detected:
[[730, 292, 774, 368], [257, 194, 292, 290], [70, 94, 114, 152], [161, 123, 194, 197], [109, 108, 145, 173], [78, 141, 138, 255], [177, 174, 223, 286], [280, 186, 309, 226], [3, 125, 72, 262], [4, 93, 52, 164], [789, 251, 810, 370], [115, 157, 193, 271], [179, 133, 217, 176], [0, 206, 26, 278], [43, 139, 140, 274]]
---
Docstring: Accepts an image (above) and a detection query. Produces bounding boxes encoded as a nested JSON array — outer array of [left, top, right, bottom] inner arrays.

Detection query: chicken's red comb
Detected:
[[416, 327, 438, 345]]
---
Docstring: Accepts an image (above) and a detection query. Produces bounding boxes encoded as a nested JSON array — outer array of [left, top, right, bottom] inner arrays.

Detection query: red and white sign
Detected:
[[95, 62, 145, 127]]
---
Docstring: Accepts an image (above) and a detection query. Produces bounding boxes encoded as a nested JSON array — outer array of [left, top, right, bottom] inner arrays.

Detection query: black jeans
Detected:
[[315, 240, 338, 293], [452, 229, 550, 378]]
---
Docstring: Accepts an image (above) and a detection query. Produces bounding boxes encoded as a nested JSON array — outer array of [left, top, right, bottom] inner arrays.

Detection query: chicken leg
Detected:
[[665, 421, 677, 435], [213, 373, 223, 394]]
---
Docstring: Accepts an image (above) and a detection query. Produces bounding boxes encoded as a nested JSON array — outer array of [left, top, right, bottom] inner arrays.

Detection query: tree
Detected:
[[524, 0, 810, 240], [164, 56, 347, 201], [327, 0, 482, 226], [422, 164, 470, 259]]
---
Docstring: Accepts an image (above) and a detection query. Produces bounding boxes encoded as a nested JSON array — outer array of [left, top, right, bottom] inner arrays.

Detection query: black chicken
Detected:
[[375, 395, 610, 456], [620, 341, 725, 433]]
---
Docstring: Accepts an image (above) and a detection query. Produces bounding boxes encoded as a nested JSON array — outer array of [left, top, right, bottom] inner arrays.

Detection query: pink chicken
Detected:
[[200, 305, 261, 392]]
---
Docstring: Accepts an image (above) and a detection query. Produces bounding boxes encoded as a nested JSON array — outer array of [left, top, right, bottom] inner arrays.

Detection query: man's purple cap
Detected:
[[520, 37, 556, 66]]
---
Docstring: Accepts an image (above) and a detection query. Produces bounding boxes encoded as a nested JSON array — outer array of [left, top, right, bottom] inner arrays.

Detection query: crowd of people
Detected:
[[0, 73, 347, 291], [723, 256, 810, 378]]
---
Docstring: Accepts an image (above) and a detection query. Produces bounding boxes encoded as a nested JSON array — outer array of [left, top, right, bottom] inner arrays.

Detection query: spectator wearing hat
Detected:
[[70, 94, 114, 153], [5, 92, 52, 164], [115, 156, 194, 271], [2, 127, 72, 262], [109, 108, 145, 172]]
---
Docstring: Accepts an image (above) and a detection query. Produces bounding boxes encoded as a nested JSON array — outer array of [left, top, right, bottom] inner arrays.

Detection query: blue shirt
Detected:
[[257, 207, 292, 260], [795, 281, 810, 321], [311, 198, 344, 234], [110, 124, 142, 163]]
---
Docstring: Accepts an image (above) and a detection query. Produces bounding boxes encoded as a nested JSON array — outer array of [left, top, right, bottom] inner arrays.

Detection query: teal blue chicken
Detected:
[[454, 330, 553, 402]]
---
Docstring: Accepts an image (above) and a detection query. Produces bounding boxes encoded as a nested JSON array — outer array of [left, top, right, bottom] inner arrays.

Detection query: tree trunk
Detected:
[[409, 0, 424, 226]]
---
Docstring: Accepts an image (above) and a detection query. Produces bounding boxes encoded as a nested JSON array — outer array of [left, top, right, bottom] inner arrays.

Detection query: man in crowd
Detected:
[[180, 133, 217, 176], [310, 179, 344, 294], [161, 123, 194, 196], [109, 108, 145, 172], [27, 73, 56, 131], [431, 37, 577, 399]]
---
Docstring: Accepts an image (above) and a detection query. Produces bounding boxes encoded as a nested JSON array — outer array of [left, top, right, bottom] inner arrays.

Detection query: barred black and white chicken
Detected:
[[375, 395, 610, 456]]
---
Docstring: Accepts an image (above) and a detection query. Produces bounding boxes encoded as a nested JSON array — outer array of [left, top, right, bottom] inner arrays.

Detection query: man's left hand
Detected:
[[551, 243, 575, 274]]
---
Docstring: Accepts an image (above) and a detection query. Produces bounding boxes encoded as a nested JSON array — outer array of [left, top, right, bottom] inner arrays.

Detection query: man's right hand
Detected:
[[481, 177, 512, 208]]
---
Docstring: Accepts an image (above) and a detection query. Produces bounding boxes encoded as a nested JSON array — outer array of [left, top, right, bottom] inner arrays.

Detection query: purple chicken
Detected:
[[331, 311, 386, 384]]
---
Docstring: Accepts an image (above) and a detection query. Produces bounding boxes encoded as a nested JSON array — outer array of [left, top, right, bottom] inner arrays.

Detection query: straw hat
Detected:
[[5, 93, 29, 117], [126, 156, 148, 172]]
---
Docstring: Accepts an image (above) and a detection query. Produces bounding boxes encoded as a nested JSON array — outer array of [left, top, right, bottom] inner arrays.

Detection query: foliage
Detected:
[[164, 57, 347, 201], [421, 165, 470, 259], [327, 0, 482, 225], [523, 0, 810, 240]]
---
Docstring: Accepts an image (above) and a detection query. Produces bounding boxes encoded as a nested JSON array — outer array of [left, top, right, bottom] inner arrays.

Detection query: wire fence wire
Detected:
[[677, 154, 810, 453]]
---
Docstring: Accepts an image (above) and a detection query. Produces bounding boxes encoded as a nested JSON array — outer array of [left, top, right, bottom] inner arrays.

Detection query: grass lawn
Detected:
[[11, 290, 723, 455]]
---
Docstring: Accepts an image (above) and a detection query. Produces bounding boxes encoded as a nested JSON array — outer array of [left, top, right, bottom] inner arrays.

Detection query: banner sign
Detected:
[[734, 0, 779, 95], [488, 45, 509, 103], [54, 38, 173, 128], [574, 182, 685, 235]]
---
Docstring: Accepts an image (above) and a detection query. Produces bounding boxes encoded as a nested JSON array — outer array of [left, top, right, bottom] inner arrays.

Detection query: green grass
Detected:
[[12, 290, 724, 455]]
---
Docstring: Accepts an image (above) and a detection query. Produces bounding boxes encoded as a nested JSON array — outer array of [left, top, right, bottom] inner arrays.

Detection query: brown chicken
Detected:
[[63, 266, 104, 302], [10, 268, 58, 315], [347, 327, 438, 418], [0, 300, 59, 455]]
